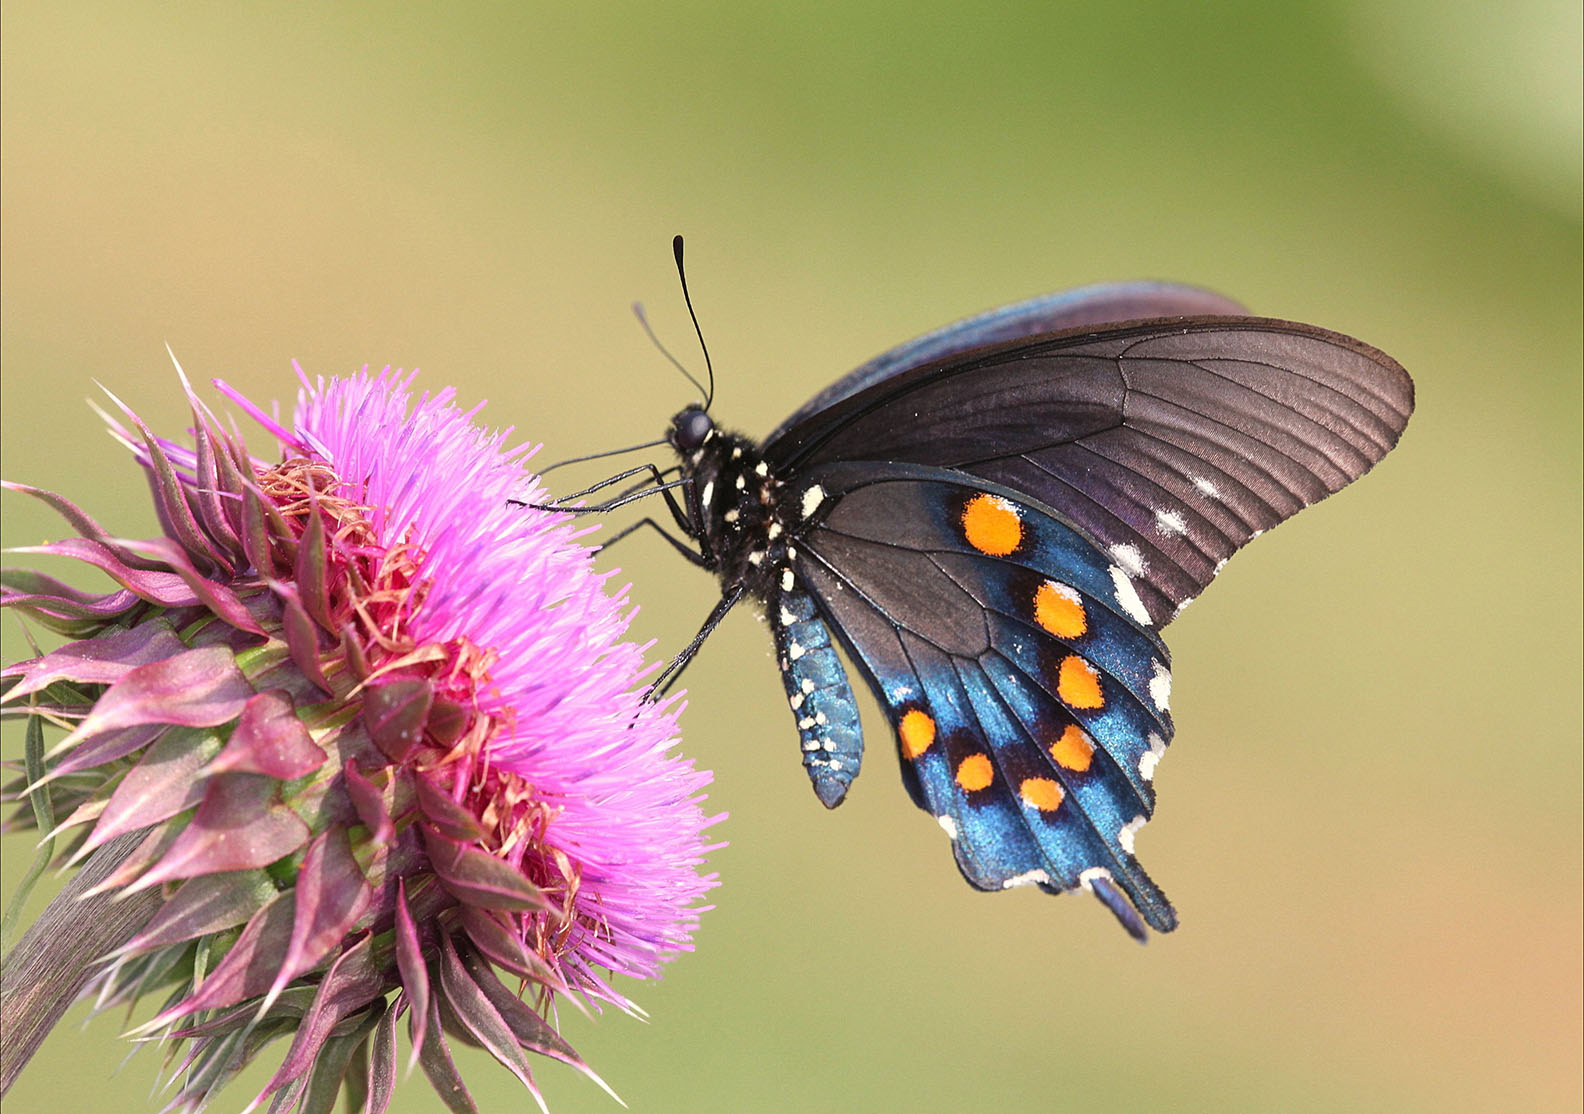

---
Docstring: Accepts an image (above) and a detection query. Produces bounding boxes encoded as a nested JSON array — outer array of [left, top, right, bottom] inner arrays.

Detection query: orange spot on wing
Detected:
[[1057, 655, 1105, 709], [1049, 724, 1095, 772], [955, 752, 994, 791], [1019, 777, 1065, 812], [1034, 580, 1088, 639], [961, 493, 1022, 556], [898, 709, 936, 759]]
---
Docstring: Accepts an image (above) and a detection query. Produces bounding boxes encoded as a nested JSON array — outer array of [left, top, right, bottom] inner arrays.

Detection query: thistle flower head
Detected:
[[1, 364, 720, 1112]]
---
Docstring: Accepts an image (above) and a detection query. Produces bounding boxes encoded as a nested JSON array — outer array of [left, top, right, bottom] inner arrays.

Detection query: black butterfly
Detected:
[[605, 241, 1412, 940]]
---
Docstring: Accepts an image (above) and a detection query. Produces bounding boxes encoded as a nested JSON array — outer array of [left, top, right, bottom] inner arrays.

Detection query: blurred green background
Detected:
[[2, 2, 1579, 1112]]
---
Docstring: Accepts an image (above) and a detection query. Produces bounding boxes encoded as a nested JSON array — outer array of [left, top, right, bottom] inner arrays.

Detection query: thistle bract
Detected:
[[1, 365, 720, 1112]]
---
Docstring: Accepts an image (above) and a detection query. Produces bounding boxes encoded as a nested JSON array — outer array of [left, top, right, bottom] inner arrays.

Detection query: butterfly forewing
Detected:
[[766, 282, 1247, 445], [767, 318, 1413, 626]]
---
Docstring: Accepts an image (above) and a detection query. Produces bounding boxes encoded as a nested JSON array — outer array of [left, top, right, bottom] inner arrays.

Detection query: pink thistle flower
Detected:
[[0, 364, 721, 1112]]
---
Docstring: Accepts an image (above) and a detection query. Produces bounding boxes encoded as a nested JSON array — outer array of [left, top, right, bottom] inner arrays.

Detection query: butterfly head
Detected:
[[669, 405, 715, 456]]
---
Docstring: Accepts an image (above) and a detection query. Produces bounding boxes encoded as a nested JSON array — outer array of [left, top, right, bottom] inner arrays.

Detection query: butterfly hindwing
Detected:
[[780, 463, 1177, 933]]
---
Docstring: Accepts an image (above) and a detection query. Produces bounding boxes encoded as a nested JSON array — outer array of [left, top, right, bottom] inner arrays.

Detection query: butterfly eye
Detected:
[[671, 407, 714, 452]]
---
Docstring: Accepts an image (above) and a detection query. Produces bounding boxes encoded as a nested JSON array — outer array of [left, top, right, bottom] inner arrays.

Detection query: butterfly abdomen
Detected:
[[773, 588, 863, 808]]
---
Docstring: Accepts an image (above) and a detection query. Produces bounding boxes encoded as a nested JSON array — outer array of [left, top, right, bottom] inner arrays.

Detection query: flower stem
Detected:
[[0, 833, 161, 1095]]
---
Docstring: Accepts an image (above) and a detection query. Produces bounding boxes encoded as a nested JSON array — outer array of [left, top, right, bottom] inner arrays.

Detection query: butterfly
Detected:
[[619, 242, 1413, 939]]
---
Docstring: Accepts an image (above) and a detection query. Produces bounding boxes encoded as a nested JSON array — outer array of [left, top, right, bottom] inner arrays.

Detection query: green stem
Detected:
[[0, 832, 162, 1096]]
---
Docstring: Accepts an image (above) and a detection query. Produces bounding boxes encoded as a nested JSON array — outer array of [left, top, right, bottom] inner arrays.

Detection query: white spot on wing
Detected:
[[1001, 869, 1050, 889], [779, 607, 797, 626], [1153, 509, 1187, 536], [800, 484, 825, 519], [781, 569, 795, 591], [1119, 815, 1146, 855], [1191, 475, 1220, 498], [789, 693, 805, 711], [1139, 733, 1167, 781], [1148, 660, 1172, 712], [788, 641, 805, 660], [938, 815, 959, 839], [1109, 543, 1146, 576], [1109, 565, 1152, 626]]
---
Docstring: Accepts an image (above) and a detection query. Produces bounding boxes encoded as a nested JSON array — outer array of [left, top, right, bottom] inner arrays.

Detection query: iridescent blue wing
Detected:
[[775, 462, 1177, 937], [766, 283, 1246, 446], [766, 317, 1414, 628]]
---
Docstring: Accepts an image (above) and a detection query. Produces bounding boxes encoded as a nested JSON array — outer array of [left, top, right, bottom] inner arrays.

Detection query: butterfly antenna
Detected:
[[539, 437, 668, 476], [672, 234, 715, 410], [632, 301, 710, 404]]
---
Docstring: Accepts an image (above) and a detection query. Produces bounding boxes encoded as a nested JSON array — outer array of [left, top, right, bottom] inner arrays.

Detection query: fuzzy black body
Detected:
[[672, 424, 786, 600]]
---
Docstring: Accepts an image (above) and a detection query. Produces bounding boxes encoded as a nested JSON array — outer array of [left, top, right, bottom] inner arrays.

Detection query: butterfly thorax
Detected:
[[668, 407, 804, 599]]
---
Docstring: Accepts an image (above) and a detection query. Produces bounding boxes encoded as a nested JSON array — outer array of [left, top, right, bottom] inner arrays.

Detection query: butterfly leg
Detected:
[[645, 582, 748, 701], [525, 464, 717, 564], [535, 463, 678, 506], [520, 464, 703, 540], [536, 476, 693, 515], [597, 517, 710, 565]]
